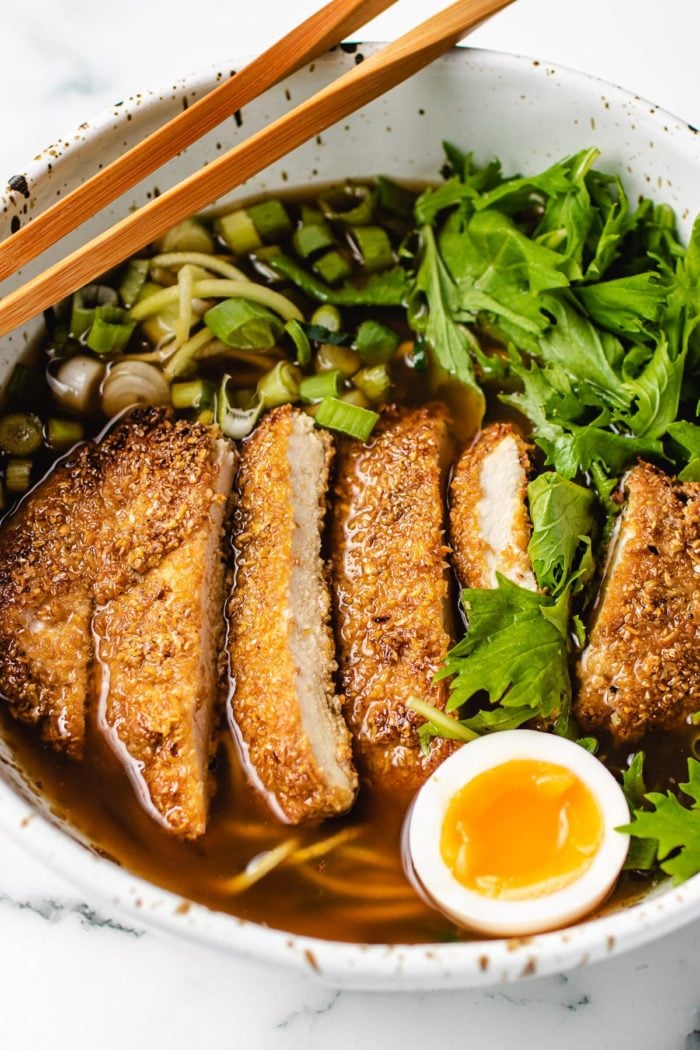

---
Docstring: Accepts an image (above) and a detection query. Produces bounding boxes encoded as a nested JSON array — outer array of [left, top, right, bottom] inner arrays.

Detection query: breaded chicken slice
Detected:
[[228, 406, 357, 824], [330, 404, 456, 793], [0, 448, 96, 754], [576, 463, 700, 742], [450, 422, 536, 591], [94, 437, 235, 839], [0, 408, 235, 840]]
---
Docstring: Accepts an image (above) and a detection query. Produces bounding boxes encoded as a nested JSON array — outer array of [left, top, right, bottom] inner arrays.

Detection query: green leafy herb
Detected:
[[527, 472, 596, 596], [435, 580, 572, 734], [619, 758, 700, 882]]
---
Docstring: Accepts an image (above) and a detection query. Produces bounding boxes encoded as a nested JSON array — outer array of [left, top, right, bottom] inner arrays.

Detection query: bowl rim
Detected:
[[1, 44, 700, 989]]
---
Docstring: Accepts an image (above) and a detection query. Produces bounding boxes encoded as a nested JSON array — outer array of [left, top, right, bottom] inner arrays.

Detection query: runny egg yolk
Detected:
[[440, 759, 604, 901]]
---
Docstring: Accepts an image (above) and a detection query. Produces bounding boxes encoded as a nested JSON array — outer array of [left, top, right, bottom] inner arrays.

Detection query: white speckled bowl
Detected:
[[1, 46, 699, 989]]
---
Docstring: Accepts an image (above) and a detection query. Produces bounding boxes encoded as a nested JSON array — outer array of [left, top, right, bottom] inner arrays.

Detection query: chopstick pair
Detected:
[[0, 0, 514, 338]]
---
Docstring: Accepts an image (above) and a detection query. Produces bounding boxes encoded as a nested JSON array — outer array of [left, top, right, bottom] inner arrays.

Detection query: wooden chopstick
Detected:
[[0, 0, 398, 283], [0, 0, 514, 339]]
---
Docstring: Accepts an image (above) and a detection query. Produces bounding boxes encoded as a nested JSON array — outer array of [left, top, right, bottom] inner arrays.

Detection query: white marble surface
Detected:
[[1, 1, 700, 1046]]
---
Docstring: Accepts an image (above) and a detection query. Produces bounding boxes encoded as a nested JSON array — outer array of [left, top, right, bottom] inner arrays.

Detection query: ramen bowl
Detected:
[[1, 45, 699, 989]]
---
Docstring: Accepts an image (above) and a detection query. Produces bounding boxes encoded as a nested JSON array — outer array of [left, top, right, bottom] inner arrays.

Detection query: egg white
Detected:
[[405, 730, 631, 937]]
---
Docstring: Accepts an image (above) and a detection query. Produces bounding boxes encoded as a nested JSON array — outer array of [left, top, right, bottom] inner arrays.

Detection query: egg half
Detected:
[[404, 730, 630, 937]]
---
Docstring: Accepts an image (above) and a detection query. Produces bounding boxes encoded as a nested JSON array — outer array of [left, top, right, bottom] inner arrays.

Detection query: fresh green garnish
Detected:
[[313, 397, 379, 441], [204, 298, 284, 350], [417, 472, 595, 746], [619, 757, 700, 882], [527, 472, 596, 597]]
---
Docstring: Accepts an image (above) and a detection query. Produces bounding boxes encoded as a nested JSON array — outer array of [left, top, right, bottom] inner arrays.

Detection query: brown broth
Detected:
[[0, 181, 696, 946]]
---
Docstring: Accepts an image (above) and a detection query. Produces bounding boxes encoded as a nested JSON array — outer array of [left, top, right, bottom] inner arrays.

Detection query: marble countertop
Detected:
[[1, 1, 700, 1046]]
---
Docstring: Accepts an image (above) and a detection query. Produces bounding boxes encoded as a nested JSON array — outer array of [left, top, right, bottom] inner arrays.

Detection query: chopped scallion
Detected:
[[349, 225, 394, 273], [158, 218, 214, 255], [171, 379, 216, 411], [0, 413, 43, 455], [5, 458, 32, 493], [119, 259, 150, 308], [216, 210, 262, 255], [247, 199, 293, 242], [314, 396, 378, 441], [312, 249, 352, 284], [314, 343, 360, 377], [353, 365, 392, 403], [310, 304, 342, 332], [284, 318, 311, 365], [70, 284, 119, 338], [257, 361, 301, 408], [292, 222, 334, 259], [85, 306, 137, 354], [204, 297, 284, 349], [217, 376, 264, 439], [47, 417, 85, 450], [299, 369, 343, 403], [353, 319, 400, 364], [319, 184, 376, 226]]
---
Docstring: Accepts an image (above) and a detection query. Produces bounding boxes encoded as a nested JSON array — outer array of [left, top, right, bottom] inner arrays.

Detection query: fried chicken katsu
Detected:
[[0, 407, 235, 838], [228, 406, 357, 824], [449, 422, 535, 591], [330, 404, 456, 792], [576, 463, 700, 742]]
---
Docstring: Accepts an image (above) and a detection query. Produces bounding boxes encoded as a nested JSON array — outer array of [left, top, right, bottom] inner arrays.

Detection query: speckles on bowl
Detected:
[[0, 46, 699, 990]]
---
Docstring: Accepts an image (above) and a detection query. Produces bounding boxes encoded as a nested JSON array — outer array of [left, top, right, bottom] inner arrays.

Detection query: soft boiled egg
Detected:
[[404, 730, 630, 937]]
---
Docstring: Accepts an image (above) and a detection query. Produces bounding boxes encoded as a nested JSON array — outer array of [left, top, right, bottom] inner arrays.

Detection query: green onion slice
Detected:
[[312, 249, 352, 284], [310, 304, 342, 332], [5, 458, 33, 493], [314, 396, 379, 441], [85, 306, 137, 354], [257, 361, 301, 408], [319, 184, 375, 226], [217, 376, 264, 439], [0, 413, 43, 455], [299, 369, 343, 403], [171, 379, 216, 411], [204, 298, 284, 350], [247, 199, 293, 242], [158, 218, 214, 255], [292, 223, 334, 260], [119, 259, 150, 308], [284, 319, 311, 365], [47, 418, 85, 450], [70, 284, 119, 338], [216, 210, 262, 256], [349, 225, 394, 273], [353, 365, 392, 403]]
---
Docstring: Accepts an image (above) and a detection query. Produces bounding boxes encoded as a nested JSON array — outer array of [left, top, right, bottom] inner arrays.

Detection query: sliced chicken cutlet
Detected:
[[449, 422, 536, 591], [0, 407, 235, 838], [0, 446, 98, 754], [94, 431, 235, 839], [330, 404, 456, 792], [576, 463, 700, 742], [228, 406, 357, 824]]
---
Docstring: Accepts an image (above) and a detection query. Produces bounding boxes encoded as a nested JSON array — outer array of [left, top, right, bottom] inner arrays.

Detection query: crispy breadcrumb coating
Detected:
[[576, 463, 700, 742], [0, 407, 234, 838], [228, 406, 357, 823], [330, 404, 456, 793]]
